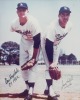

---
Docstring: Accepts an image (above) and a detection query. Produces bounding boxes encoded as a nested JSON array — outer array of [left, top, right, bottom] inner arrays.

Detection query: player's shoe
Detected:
[[44, 86, 60, 100], [24, 94, 32, 100], [47, 95, 58, 100], [44, 90, 59, 100], [8, 89, 28, 98], [18, 89, 28, 98], [44, 90, 49, 95]]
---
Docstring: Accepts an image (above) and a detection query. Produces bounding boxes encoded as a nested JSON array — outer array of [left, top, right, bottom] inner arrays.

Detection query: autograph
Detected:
[[4, 68, 19, 87], [61, 75, 73, 90]]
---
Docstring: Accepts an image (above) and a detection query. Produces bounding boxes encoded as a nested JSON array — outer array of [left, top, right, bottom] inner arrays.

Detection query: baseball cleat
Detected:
[[24, 94, 32, 100], [44, 90, 49, 95], [8, 89, 28, 98], [47, 95, 59, 100]]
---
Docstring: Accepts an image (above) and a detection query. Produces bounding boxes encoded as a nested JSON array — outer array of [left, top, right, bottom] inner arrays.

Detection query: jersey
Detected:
[[41, 20, 72, 68], [46, 20, 72, 46], [11, 14, 41, 40], [10, 14, 41, 61]]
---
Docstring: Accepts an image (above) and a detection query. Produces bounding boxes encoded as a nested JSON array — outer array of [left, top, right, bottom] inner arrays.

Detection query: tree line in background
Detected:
[[0, 41, 19, 65], [0, 41, 80, 65], [58, 53, 80, 65], [39, 52, 80, 65]]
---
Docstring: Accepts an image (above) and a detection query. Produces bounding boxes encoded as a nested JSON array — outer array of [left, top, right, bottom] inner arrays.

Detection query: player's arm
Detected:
[[10, 20, 24, 35], [30, 19, 41, 59], [32, 33, 41, 59], [45, 38, 54, 64], [21, 33, 41, 70], [45, 38, 58, 67]]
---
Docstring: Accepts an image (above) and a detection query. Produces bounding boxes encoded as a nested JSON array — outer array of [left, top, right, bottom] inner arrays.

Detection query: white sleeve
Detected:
[[68, 21, 72, 33], [10, 19, 18, 32], [31, 19, 41, 36], [10, 23, 15, 32], [46, 26, 56, 42]]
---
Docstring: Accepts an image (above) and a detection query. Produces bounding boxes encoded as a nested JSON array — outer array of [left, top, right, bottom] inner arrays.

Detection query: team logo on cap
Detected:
[[64, 7, 67, 10], [20, 3, 23, 6]]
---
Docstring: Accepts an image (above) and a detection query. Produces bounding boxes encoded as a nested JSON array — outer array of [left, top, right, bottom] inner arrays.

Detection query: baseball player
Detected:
[[11, 2, 41, 100], [41, 6, 72, 100]]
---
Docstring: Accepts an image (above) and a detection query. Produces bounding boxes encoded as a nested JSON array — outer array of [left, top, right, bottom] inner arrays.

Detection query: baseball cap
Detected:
[[17, 2, 28, 9], [59, 6, 71, 14]]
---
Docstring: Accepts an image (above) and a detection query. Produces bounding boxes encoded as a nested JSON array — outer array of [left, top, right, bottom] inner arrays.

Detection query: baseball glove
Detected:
[[49, 66, 61, 80], [21, 58, 37, 70]]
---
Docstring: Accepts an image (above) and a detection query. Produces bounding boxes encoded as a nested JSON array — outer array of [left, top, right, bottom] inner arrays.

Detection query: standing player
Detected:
[[11, 2, 41, 100], [41, 6, 72, 100]]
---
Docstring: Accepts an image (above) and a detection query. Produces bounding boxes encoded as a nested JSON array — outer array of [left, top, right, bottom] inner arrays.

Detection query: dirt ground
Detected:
[[0, 65, 80, 100], [0, 92, 80, 100]]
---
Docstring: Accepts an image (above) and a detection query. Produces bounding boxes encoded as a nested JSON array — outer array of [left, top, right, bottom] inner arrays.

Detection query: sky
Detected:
[[0, 0, 80, 60]]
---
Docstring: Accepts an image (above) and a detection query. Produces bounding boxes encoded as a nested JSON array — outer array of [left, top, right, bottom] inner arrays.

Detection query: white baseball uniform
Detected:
[[11, 14, 41, 82], [41, 20, 72, 79]]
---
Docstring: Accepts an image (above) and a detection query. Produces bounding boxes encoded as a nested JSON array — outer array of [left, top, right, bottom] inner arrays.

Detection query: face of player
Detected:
[[58, 12, 70, 27], [17, 8, 28, 18]]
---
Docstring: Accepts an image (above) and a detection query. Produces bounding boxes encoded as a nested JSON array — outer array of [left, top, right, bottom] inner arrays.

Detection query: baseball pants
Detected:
[[41, 36, 60, 79], [20, 37, 40, 83]]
